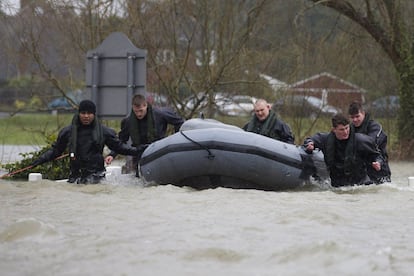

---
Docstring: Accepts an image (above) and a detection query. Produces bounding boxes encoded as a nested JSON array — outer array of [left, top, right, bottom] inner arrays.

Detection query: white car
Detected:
[[218, 95, 257, 116], [180, 93, 257, 117], [181, 93, 227, 111], [273, 95, 341, 118]]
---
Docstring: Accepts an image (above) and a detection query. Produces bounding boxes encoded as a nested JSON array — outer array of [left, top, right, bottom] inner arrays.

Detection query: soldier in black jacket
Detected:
[[105, 94, 184, 175], [243, 99, 294, 144], [304, 114, 383, 187], [348, 101, 391, 183], [31, 100, 140, 184]]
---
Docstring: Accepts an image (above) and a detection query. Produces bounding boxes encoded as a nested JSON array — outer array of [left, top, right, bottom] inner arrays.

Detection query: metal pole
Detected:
[[91, 53, 100, 106], [127, 53, 136, 111]]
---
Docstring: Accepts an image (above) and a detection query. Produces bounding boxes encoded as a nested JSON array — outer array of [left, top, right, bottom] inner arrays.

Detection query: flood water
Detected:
[[1, 146, 414, 276]]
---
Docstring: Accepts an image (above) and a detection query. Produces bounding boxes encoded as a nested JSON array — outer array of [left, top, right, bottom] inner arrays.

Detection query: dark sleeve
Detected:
[[367, 121, 388, 153], [33, 126, 70, 165], [356, 133, 382, 163], [156, 107, 185, 133], [304, 132, 328, 152], [108, 117, 130, 158], [104, 126, 138, 156], [270, 119, 295, 144], [117, 117, 131, 142], [278, 121, 295, 144], [366, 121, 383, 143]]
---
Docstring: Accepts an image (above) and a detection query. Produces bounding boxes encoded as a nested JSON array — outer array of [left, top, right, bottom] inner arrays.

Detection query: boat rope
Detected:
[[179, 130, 215, 160]]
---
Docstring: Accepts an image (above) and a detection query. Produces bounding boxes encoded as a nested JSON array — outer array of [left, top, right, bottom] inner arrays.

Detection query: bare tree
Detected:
[[2, 0, 125, 107], [125, 0, 271, 118], [308, 0, 414, 158], [4, 0, 405, 148], [2, 0, 276, 118]]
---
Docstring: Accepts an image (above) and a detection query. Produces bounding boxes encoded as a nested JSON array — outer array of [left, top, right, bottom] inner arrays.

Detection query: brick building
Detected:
[[287, 72, 366, 112]]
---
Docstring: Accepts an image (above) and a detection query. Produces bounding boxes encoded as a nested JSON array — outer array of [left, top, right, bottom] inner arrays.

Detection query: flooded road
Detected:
[[1, 146, 413, 275]]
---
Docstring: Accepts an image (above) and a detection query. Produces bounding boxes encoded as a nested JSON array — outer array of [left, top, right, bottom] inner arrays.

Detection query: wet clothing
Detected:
[[352, 113, 391, 183], [243, 110, 295, 144], [305, 130, 382, 187], [33, 115, 139, 184], [109, 105, 184, 174]]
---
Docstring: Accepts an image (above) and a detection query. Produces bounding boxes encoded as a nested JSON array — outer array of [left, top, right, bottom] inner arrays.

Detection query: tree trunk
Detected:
[[308, 0, 414, 159], [397, 60, 414, 159]]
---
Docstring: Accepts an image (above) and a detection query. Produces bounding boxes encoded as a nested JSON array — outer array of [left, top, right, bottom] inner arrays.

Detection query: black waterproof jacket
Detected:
[[352, 113, 391, 182], [243, 110, 295, 144], [305, 132, 382, 187], [34, 122, 139, 181], [109, 106, 184, 158]]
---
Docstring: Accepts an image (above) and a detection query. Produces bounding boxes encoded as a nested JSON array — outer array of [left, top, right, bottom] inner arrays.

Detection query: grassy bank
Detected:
[[0, 112, 120, 145], [0, 113, 71, 145], [0, 112, 399, 155], [220, 114, 398, 151]]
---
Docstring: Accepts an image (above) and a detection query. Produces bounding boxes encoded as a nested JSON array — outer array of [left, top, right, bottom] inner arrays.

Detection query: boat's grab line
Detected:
[[179, 130, 215, 160], [140, 131, 304, 170]]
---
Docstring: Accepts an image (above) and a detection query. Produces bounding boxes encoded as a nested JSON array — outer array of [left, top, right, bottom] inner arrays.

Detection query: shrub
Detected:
[[1, 135, 70, 180]]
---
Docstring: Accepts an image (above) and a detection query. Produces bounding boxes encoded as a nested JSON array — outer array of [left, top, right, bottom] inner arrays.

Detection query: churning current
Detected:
[[1, 159, 414, 276]]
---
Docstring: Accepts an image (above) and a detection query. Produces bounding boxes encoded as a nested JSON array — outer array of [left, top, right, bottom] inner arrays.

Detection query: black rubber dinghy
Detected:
[[139, 118, 328, 191]]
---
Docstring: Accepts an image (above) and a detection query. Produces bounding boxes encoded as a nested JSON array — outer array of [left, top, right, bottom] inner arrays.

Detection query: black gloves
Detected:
[[303, 138, 313, 148], [302, 138, 314, 154], [137, 144, 150, 159], [137, 144, 149, 152]]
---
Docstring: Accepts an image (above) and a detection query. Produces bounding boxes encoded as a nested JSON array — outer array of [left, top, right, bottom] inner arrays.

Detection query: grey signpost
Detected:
[[85, 32, 147, 119]]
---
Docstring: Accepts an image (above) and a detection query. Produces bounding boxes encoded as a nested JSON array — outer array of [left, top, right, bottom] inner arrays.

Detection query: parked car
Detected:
[[179, 93, 256, 116], [146, 92, 169, 107], [272, 95, 341, 118], [179, 93, 223, 114], [370, 95, 399, 117], [47, 90, 85, 110], [218, 95, 257, 116]]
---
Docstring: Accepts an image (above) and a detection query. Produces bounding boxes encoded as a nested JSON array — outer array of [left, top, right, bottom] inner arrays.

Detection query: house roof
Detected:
[[289, 72, 366, 93], [260, 74, 288, 90]]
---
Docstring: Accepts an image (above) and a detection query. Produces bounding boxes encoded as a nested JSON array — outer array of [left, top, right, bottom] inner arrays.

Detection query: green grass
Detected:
[[217, 114, 333, 143], [0, 113, 121, 145], [0, 112, 399, 153], [0, 113, 69, 145], [217, 114, 399, 154]]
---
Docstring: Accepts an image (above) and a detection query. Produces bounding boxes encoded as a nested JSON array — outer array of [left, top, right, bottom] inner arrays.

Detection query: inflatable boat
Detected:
[[138, 118, 329, 191]]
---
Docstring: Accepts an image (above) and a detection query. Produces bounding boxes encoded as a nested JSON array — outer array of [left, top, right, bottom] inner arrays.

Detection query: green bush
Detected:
[[2, 135, 70, 180]]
